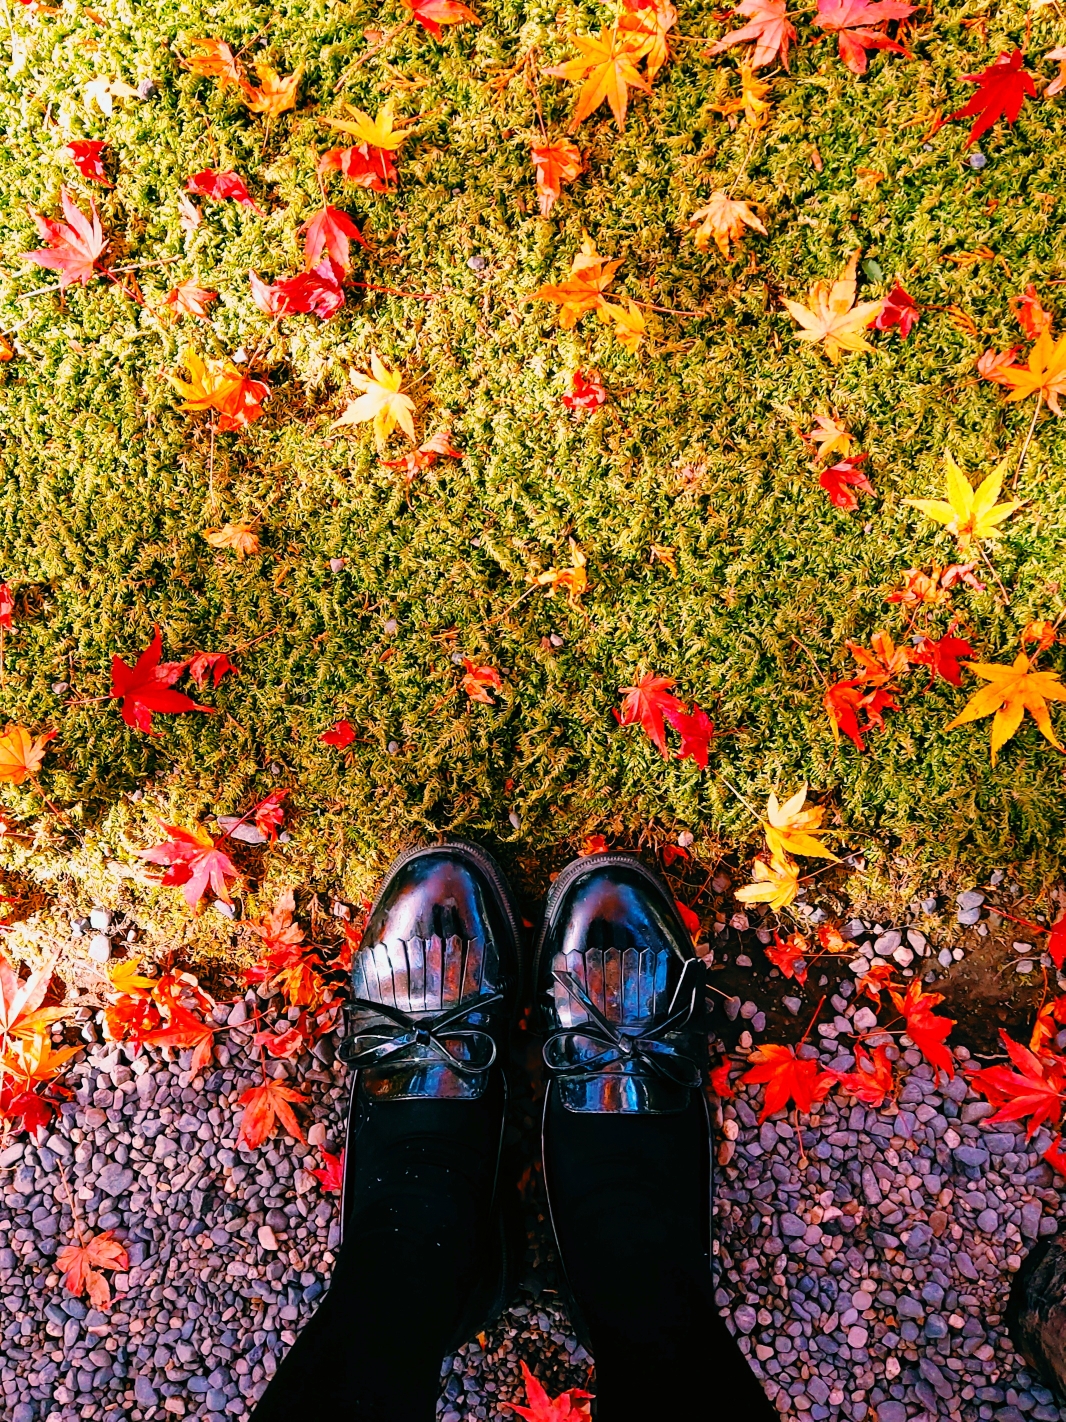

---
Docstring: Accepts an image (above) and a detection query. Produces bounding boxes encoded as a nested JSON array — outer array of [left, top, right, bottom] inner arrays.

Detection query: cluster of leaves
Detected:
[[0, 951, 78, 1139]]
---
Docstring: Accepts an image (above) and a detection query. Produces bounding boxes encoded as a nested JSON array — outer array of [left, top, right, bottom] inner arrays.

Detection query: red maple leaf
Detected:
[[253, 788, 288, 841], [616, 674, 684, 756], [890, 980, 955, 1077], [137, 823, 239, 908], [462, 658, 503, 704], [215, 373, 270, 432], [661, 843, 689, 867], [309, 1147, 345, 1193], [299, 206, 367, 274], [1011, 284, 1054, 340], [674, 898, 700, 940], [824, 677, 869, 750], [22, 187, 107, 289], [250, 270, 290, 317], [708, 0, 797, 70], [104, 991, 162, 1049], [237, 1078, 307, 1151], [819, 453, 874, 511], [766, 930, 808, 984], [1045, 1136, 1066, 1177], [669, 703, 714, 769], [968, 1030, 1066, 1138], [261, 256, 346, 321], [1049, 915, 1066, 971], [318, 144, 397, 192], [143, 1003, 216, 1074], [0, 583, 13, 631], [580, 833, 609, 856], [187, 650, 237, 689], [872, 282, 919, 338], [948, 49, 1037, 145], [381, 429, 465, 476], [110, 628, 212, 734], [814, 0, 916, 75], [910, 632, 974, 688], [56, 1231, 128, 1311], [186, 169, 263, 210], [0, 1088, 53, 1139], [740, 1043, 835, 1121], [709, 1058, 735, 1098], [320, 719, 355, 747], [253, 1023, 307, 1058], [401, 0, 481, 37], [502, 1361, 593, 1422], [561, 370, 607, 411], [63, 140, 111, 186], [831, 1043, 894, 1107]]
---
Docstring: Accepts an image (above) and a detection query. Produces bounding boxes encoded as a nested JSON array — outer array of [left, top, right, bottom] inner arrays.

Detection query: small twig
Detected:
[[334, 17, 411, 90], [790, 635, 830, 690], [715, 774, 761, 821], [351, 280, 437, 300], [727, 127, 761, 197], [627, 297, 714, 318], [1013, 392, 1042, 490], [29, 775, 83, 842], [800, 994, 827, 1045], [18, 255, 181, 301], [975, 540, 1010, 606]]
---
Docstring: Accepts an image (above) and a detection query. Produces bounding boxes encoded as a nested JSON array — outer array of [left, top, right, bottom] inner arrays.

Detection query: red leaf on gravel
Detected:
[[709, 1058, 735, 1098], [813, 0, 915, 76], [831, 1042, 894, 1107], [766, 930, 808, 984], [855, 962, 897, 1005], [948, 49, 1037, 145], [143, 1003, 216, 1074], [320, 719, 355, 747], [310, 1147, 345, 1193], [890, 980, 955, 1077], [910, 632, 974, 687], [137, 823, 238, 908], [740, 1043, 834, 1121], [187, 650, 237, 689], [968, 1030, 1066, 1138], [872, 282, 918, 338], [318, 144, 398, 192], [503, 1361, 593, 1422], [401, 0, 481, 37], [253, 1023, 306, 1058], [186, 169, 263, 212], [110, 628, 212, 734], [1049, 915, 1066, 971], [299, 205, 367, 274], [22, 187, 107, 289], [63, 139, 111, 185], [1045, 1136, 1066, 1177], [819, 453, 873, 510], [616, 674, 684, 757], [56, 1231, 129, 1310], [1, 1089, 53, 1138], [237, 1078, 308, 1150]]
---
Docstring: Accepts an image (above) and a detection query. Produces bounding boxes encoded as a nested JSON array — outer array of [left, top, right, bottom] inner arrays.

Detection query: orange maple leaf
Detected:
[[830, 1043, 894, 1108], [740, 1043, 834, 1121], [765, 930, 808, 983], [237, 1078, 308, 1150], [461, 658, 503, 705], [56, 1231, 129, 1310], [890, 980, 955, 1077], [530, 139, 583, 218], [968, 1030, 1066, 1138], [0, 725, 56, 785], [143, 1003, 216, 1075], [543, 26, 652, 132]]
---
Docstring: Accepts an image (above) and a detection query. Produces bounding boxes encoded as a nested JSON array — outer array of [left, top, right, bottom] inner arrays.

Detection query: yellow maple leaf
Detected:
[[242, 62, 303, 118], [533, 538, 588, 603], [533, 233, 623, 329], [946, 653, 1066, 763], [107, 954, 156, 995], [904, 452, 1021, 547], [598, 296, 646, 352], [805, 413, 854, 462], [0, 726, 55, 785], [169, 351, 243, 414], [763, 785, 838, 862], [203, 523, 260, 559], [712, 63, 772, 128], [689, 191, 767, 258], [320, 99, 412, 150], [782, 253, 883, 363], [2, 1027, 81, 1088], [735, 855, 800, 911], [998, 328, 1066, 414], [543, 26, 652, 132], [618, 0, 677, 80], [333, 354, 416, 450]]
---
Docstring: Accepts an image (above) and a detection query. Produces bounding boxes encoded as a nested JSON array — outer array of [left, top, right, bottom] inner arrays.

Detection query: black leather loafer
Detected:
[[338, 839, 522, 1348], [535, 853, 777, 1420]]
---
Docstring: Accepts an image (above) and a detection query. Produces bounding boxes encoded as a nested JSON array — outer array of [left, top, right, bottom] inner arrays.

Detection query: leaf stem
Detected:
[[1013, 392, 1042, 490]]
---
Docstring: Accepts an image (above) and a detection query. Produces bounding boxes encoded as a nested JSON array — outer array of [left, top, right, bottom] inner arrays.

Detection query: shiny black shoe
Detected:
[[534, 853, 778, 1420], [337, 840, 522, 1350]]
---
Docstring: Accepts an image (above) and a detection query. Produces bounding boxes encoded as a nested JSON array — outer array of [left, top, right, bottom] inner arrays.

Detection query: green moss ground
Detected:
[[0, 0, 1064, 920]]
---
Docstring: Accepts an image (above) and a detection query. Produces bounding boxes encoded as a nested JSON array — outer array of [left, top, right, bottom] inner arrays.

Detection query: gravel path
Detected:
[[1, 972, 1064, 1422]]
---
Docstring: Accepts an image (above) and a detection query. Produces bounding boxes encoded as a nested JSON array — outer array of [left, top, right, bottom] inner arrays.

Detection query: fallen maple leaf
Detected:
[[711, 62, 772, 128], [163, 279, 218, 320], [948, 49, 1036, 146], [534, 538, 589, 604], [531, 139, 583, 217], [910, 632, 974, 687], [817, 922, 849, 954], [182, 37, 246, 87], [320, 719, 355, 747], [856, 961, 897, 1004], [381, 428, 464, 478], [333, 354, 415, 449], [144, 1002, 216, 1074], [873, 282, 919, 338], [847, 628, 911, 686], [83, 76, 141, 117], [805, 413, 855, 462], [709, 1058, 735, 1098], [170, 353, 269, 431], [597, 295, 646, 352], [2, 1028, 81, 1094], [824, 678, 870, 750], [1011, 285, 1054, 340], [670, 704, 714, 769], [321, 99, 412, 151], [814, 0, 915, 76], [708, 0, 796, 68], [689, 191, 767, 258], [178, 193, 203, 234], [22, 188, 107, 289], [782, 252, 883, 363], [977, 345, 1022, 386], [502, 1360, 594, 1422], [310, 1147, 345, 1193], [580, 833, 609, 855], [968, 1030, 1066, 1137], [0, 725, 55, 784], [237, 1078, 307, 1150], [318, 141, 398, 191], [740, 1043, 834, 1120], [252, 788, 288, 841], [766, 930, 808, 983], [110, 629, 210, 734], [137, 823, 238, 907], [0, 950, 69, 1043], [187, 650, 237, 688], [534, 232, 623, 329], [63, 139, 111, 186], [561, 370, 606, 411], [904, 452, 1021, 546], [242, 61, 303, 118], [543, 26, 652, 132], [997, 328, 1066, 414], [735, 854, 800, 911], [246, 890, 325, 1007], [203, 522, 260, 559], [831, 1043, 894, 1107], [890, 980, 955, 1076], [1022, 619, 1058, 653], [820, 452, 874, 510], [763, 786, 837, 861], [462, 658, 503, 704], [256, 256, 346, 321], [56, 1231, 128, 1310], [401, 0, 480, 37], [0, 584, 13, 630], [1049, 916, 1066, 971], [886, 566, 952, 607], [674, 898, 700, 940], [186, 169, 263, 212], [1047, 45, 1066, 99], [616, 674, 683, 756], [300, 205, 367, 273], [946, 652, 1066, 763]]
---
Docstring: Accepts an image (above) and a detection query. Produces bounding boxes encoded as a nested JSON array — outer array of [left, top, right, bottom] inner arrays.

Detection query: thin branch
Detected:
[[333, 17, 411, 90], [1013, 392, 1042, 490], [975, 540, 1010, 606], [790, 634, 830, 690]]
